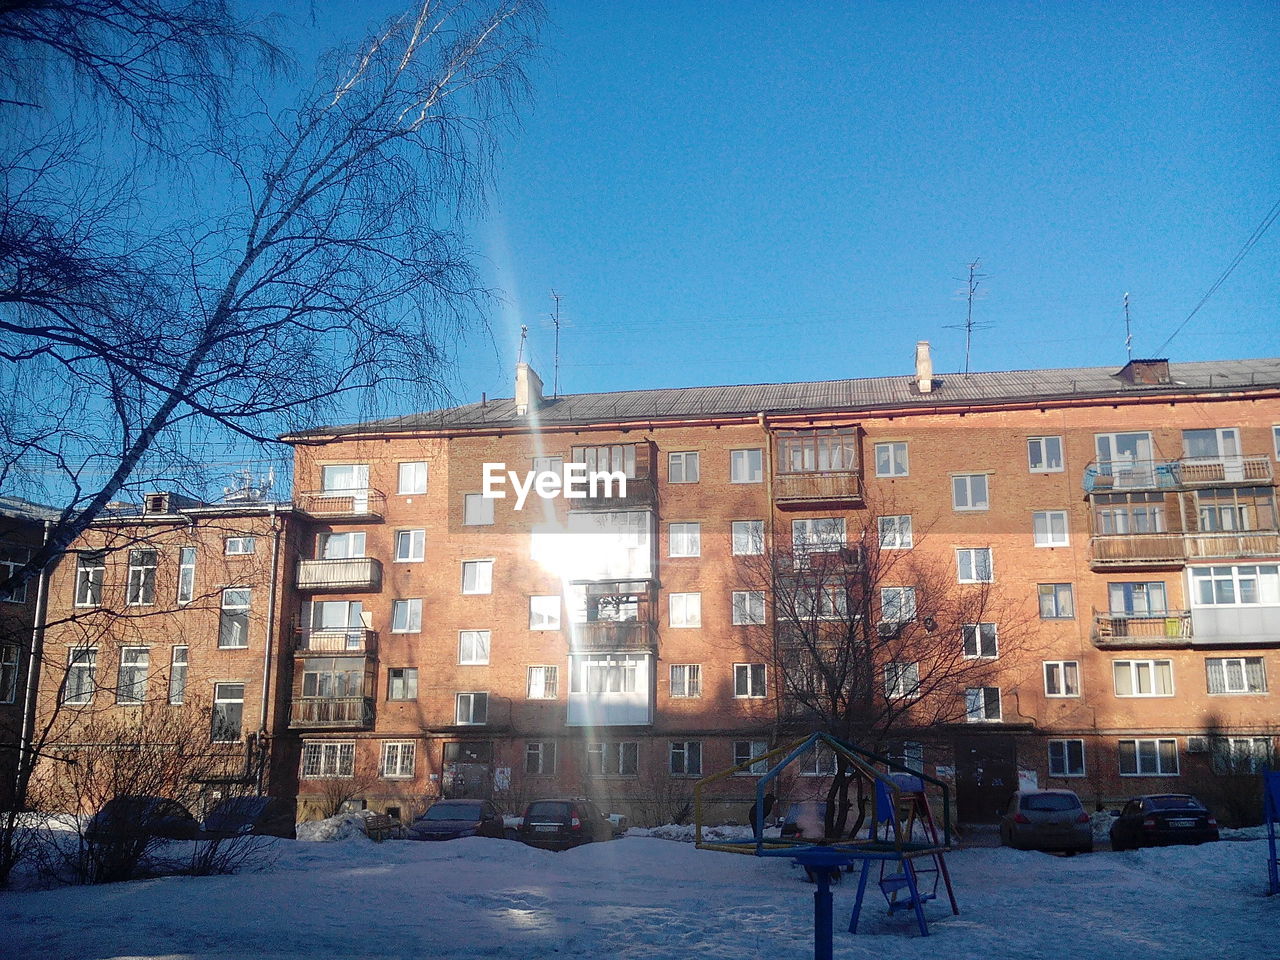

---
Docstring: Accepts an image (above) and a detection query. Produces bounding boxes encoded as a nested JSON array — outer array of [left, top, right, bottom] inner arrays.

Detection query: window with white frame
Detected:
[[74, 552, 105, 607], [219, 588, 251, 648], [461, 559, 493, 595], [1043, 660, 1080, 697], [527, 665, 559, 699], [669, 740, 702, 776], [797, 583, 849, 620], [302, 741, 355, 778], [126, 549, 157, 605], [387, 667, 418, 700], [0, 548, 27, 603], [458, 630, 490, 665], [1206, 656, 1266, 694], [952, 474, 989, 511], [380, 741, 416, 778], [224, 537, 256, 556], [585, 741, 639, 777], [732, 590, 766, 625], [0, 644, 17, 703], [669, 522, 701, 557], [792, 517, 845, 555], [962, 623, 998, 658], [669, 663, 701, 698], [1032, 510, 1070, 547], [880, 586, 917, 622], [463, 493, 494, 526], [800, 744, 837, 776], [321, 464, 367, 491], [1274, 425, 1280, 461], [732, 520, 764, 555], [176, 547, 196, 603], [525, 740, 557, 775], [529, 595, 561, 630], [1113, 659, 1174, 697], [308, 600, 362, 639], [1119, 738, 1178, 776], [533, 456, 563, 479], [669, 451, 700, 483], [571, 655, 639, 694], [964, 687, 1002, 722], [394, 529, 425, 562], [1028, 436, 1064, 473], [730, 449, 763, 483], [1211, 737, 1273, 775], [1048, 739, 1085, 777], [956, 547, 994, 583], [318, 531, 365, 559], [391, 599, 422, 634], [211, 683, 244, 742], [455, 692, 488, 725], [116, 647, 148, 704], [884, 661, 920, 699], [1038, 583, 1075, 619], [669, 592, 702, 628], [63, 648, 96, 704], [734, 662, 767, 698], [1190, 564, 1280, 607], [734, 740, 770, 775], [572, 444, 638, 478], [875, 442, 909, 477], [878, 515, 913, 550], [887, 742, 925, 774], [398, 461, 428, 495]]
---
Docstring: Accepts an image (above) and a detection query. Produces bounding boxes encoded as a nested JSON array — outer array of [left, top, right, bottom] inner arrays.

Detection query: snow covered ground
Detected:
[[2, 828, 1276, 960]]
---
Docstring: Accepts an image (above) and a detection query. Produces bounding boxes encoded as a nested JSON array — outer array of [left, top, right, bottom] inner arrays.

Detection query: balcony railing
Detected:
[[1088, 533, 1185, 568], [1083, 456, 1274, 493], [1185, 530, 1280, 560], [569, 619, 657, 652], [296, 557, 383, 591], [295, 488, 386, 520], [1178, 455, 1273, 486], [294, 628, 377, 655], [772, 470, 864, 506], [1092, 609, 1193, 648], [573, 476, 657, 511], [289, 696, 375, 729]]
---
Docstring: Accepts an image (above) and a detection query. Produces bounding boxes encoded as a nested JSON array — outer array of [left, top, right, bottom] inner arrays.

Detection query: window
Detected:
[[732, 520, 764, 556], [458, 630, 490, 665], [1206, 657, 1266, 694], [527, 665, 559, 699], [74, 552, 105, 607], [301, 657, 363, 699], [219, 588, 251, 648], [796, 583, 848, 620], [962, 623, 998, 659], [126, 549, 157, 605], [730, 448, 763, 483], [1028, 436, 1064, 473], [1119, 738, 1178, 776], [114, 647, 148, 704], [1032, 510, 1070, 547], [302, 741, 355, 778], [1038, 583, 1075, 619], [884, 661, 920, 699], [1211, 737, 1273, 775], [964, 687, 1002, 722], [387, 667, 418, 700], [63, 648, 96, 704], [880, 586, 916, 623], [391, 599, 422, 634], [529, 595, 561, 630], [1113, 659, 1174, 697], [381, 741, 416, 778], [1109, 581, 1168, 616], [669, 451, 700, 483], [1043, 661, 1080, 697], [668, 522, 701, 558], [1183, 427, 1241, 460], [0, 548, 27, 602], [525, 740, 556, 775], [1094, 432, 1154, 485], [956, 548, 994, 583], [792, 517, 845, 557], [952, 474, 989, 511], [887, 742, 924, 774], [732, 590, 766, 625], [398, 461, 428, 494], [1190, 565, 1280, 607], [455, 692, 488, 725], [211, 683, 245, 742], [586, 741, 639, 777], [0, 644, 18, 703], [1195, 487, 1276, 532], [394, 529, 425, 562], [669, 664, 701, 698], [878, 515, 913, 550], [176, 547, 196, 603], [571, 655, 639, 694], [669, 741, 703, 776], [318, 531, 365, 559], [463, 493, 494, 526], [224, 537, 256, 556], [800, 744, 837, 776], [776, 428, 858, 472], [669, 592, 702, 628], [321, 464, 368, 491], [734, 663, 767, 698], [1048, 739, 1085, 777], [734, 740, 770, 775], [572, 444, 638, 478], [1093, 492, 1167, 534], [310, 600, 363, 640], [533, 456, 563, 478], [462, 560, 493, 594], [875, 442, 908, 477], [1274, 425, 1280, 461]]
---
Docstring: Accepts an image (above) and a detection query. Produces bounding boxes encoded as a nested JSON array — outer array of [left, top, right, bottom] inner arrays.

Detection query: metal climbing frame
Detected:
[[1265, 772, 1279, 896]]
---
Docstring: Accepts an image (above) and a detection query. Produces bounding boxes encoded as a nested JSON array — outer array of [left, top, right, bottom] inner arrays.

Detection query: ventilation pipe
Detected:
[[515, 362, 543, 416], [915, 341, 934, 393]]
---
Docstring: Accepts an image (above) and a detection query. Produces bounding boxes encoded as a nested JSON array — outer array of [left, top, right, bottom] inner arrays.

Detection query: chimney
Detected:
[[1116, 358, 1171, 386], [514, 362, 543, 416], [914, 341, 934, 393]]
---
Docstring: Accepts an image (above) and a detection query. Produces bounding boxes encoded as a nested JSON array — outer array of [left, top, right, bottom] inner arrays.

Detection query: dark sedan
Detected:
[[406, 799, 505, 841], [84, 796, 201, 842], [202, 796, 297, 839], [517, 798, 615, 851], [1110, 794, 1219, 850]]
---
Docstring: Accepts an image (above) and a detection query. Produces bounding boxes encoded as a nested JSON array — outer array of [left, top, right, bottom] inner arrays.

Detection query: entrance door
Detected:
[[954, 735, 1017, 823], [443, 741, 493, 799]]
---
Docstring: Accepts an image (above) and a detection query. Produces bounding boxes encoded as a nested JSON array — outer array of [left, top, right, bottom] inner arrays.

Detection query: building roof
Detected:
[[294, 356, 1280, 437], [0, 496, 61, 522]]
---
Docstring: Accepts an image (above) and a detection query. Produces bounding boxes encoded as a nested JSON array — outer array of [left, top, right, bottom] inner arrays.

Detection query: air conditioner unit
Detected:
[[1186, 736, 1209, 754], [877, 621, 902, 639]]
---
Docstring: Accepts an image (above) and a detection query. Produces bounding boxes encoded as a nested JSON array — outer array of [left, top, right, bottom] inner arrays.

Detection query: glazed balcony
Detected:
[[1088, 533, 1185, 569], [1184, 530, 1280, 560], [289, 696, 375, 729], [772, 470, 864, 508], [295, 488, 386, 520], [1092, 610, 1193, 649], [295, 557, 382, 591], [294, 628, 377, 655]]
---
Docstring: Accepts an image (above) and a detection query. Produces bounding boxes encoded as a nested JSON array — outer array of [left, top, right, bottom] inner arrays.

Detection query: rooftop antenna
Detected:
[[946, 259, 990, 376], [517, 324, 528, 365], [549, 291, 563, 398], [1123, 292, 1133, 360]]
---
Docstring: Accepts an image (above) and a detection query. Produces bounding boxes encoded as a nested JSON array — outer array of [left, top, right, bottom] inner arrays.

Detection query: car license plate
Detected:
[[534, 824, 558, 832], [1169, 819, 1195, 828]]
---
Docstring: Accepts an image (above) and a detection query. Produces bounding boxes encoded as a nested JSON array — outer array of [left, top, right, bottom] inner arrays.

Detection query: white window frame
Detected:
[[318, 531, 366, 559], [734, 740, 770, 776], [525, 740, 556, 775], [730, 448, 763, 484], [964, 687, 1002, 722], [168, 646, 188, 707], [1043, 660, 1080, 698], [1032, 510, 1070, 547], [877, 515, 913, 550], [731, 520, 764, 556], [1211, 736, 1273, 775], [732, 590, 766, 625], [669, 592, 702, 628], [380, 741, 416, 779], [211, 682, 245, 743], [176, 546, 196, 604], [529, 595, 561, 630], [126, 549, 158, 605], [302, 741, 355, 779], [668, 451, 700, 484], [458, 630, 491, 666], [224, 537, 256, 556], [1038, 583, 1075, 619], [63, 648, 97, 704], [0, 643, 18, 703], [952, 473, 989, 511], [1113, 659, 1174, 697], [880, 586, 917, 623], [669, 740, 703, 777], [1048, 739, 1085, 777], [116, 646, 149, 704], [956, 547, 994, 583], [461, 559, 494, 595], [1206, 656, 1267, 694], [792, 517, 846, 557], [875, 441, 909, 477], [391, 599, 422, 634], [1028, 436, 1064, 473], [1118, 738, 1179, 776], [463, 493, 495, 526], [586, 741, 639, 777], [1190, 564, 1280, 608], [668, 522, 701, 558], [961, 623, 998, 659], [526, 665, 559, 699], [1274, 425, 1280, 461], [387, 667, 418, 701], [398, 461, 428, 495], [394, 529, 426, 562], [320, 464, 368, 492], [800, 744, 837, 776], [218, 587, 251, 649], [669, 663, 701, 698], [733, 662, 767, 698], [884, 661, 921, 699], [74, 552, 105, 607], [455, 692, 488, 725]]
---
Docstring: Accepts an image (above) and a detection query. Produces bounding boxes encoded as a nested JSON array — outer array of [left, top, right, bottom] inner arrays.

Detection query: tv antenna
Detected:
[[517, 324, 528, 365], [1123, 292, 1133, 360], [946, 259, 991, 376], [550, 291, 563, 397]]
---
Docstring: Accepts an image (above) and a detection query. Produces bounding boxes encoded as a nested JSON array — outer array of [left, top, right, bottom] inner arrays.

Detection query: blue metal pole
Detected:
[[813, 869, 833, 960]]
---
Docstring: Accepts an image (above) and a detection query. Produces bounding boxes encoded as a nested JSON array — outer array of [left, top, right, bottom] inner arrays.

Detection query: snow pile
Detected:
[[294, 812, 375, 843]]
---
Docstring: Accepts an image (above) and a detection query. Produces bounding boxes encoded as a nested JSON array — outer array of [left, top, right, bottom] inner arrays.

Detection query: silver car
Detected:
[[999, 789, 1093, 855]]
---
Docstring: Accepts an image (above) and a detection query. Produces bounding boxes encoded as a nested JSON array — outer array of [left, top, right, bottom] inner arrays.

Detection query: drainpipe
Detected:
[[15, 520, 54, 809], [257, 504, 283, 793]]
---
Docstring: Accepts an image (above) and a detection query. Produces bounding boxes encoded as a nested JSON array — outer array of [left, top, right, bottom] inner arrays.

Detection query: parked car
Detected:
[[999, 789, 1093, 855], [202, 796, 297, 839], [406, 799, 505, 841], [84, 796, 201, 842], [1109, 794, 1219, 850], [517, 798, 615, 850]]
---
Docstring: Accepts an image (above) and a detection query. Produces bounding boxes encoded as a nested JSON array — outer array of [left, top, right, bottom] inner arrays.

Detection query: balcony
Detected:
[[1088, 533, 1185, 569], [574, 475, 657, 511], [1185, 530, 1280, 560], [295, 488, 386, 520], [289, 696, 375, 729], [1083, 456, 1274, 494], [295, 557, 383, 591], [772, 470, 864, 508], [1092, 610, 1193, 649], [294, 628, 377, 655], [570, 619, 657, 652], [1178, 455, 1273, 487]]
